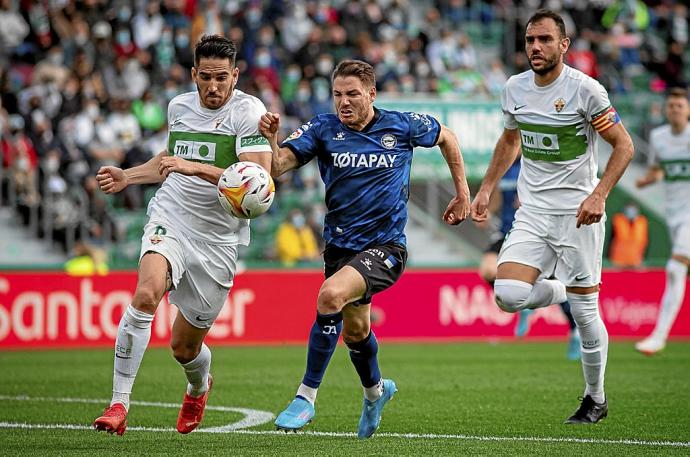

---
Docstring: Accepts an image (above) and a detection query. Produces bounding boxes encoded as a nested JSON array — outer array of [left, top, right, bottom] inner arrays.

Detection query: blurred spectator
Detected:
[[65, 241, 109, 276], [133, 1, 165, 52], [132, 90, 165, 133], [2, 0, 689, 266], [191, 0, 223, 45], [609, 202, 648, 268], [275, 208, 319, 266], [0, 0, 29, 58]]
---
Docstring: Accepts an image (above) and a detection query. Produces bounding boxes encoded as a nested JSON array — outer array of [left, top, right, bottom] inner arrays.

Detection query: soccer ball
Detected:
[[217, 162, 275, 219]]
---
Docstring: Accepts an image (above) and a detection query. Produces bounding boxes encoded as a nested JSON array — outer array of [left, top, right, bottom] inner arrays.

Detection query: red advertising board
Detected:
[[0, 269, 688, 349]]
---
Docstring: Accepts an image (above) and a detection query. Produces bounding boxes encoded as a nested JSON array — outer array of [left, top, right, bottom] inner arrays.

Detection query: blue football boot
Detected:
[[357, 379, 397, 439], [274, 396, 315, 432], [567, 329, 581, 361], [515, 309, 534, 338]]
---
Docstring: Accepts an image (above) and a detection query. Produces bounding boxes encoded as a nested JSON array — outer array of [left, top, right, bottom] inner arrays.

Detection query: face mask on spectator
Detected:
[[16, 157, 30, 171], [316, 58, 334, 76], [45, 157, 60, 174], [175, 33, 190, 48], [296, 88, 311, 102], [314, 86, 329, 101], [47, 51, 63, 65], [246, 8, 261, 26], [116, 30, 131, 45], [416, 62, 431, 78], [623, 205, 639, 220], [286, 68, 301, 82], [291, 214, 305, 228], [86, 104, 100, 119], [255, 52, 271, 68], [118, 6, 132, 22]]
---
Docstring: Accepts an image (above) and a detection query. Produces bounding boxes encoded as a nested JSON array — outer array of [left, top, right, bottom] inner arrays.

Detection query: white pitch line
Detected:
[[1, 422, 689, 448], [0, 394, 274, 431], [2, 395, 689, 448]]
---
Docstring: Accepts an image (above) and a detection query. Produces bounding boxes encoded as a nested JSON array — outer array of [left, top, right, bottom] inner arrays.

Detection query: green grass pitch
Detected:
[[1, 341, 689, 456]]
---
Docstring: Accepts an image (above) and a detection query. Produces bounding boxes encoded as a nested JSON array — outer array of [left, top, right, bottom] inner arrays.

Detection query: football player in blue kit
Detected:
[[259, 59, 471, 438]]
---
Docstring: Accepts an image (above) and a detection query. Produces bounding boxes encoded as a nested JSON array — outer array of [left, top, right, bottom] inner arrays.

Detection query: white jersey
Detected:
[[502, 65, 621, 214], [147, 90, 270, 245], [649, 123, 690, 229]]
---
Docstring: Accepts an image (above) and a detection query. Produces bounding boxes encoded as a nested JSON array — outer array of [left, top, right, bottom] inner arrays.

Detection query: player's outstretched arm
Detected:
[[96, 151, 167, 194], [471, 128, 521, 223], [258, 112, 300, 177], [576, 123, 634, 227], [159, 154, 225, 185], [437, 125, 471, 225]]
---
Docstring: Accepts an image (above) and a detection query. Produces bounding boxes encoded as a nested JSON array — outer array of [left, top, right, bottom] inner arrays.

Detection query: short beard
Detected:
[[528, 55, 559, 75]]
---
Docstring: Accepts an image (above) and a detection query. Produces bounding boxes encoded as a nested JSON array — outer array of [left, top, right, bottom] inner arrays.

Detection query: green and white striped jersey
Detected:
[[147, 90, 270, 245], [649, 123, 690, 229], [502, 65, 619, 214]]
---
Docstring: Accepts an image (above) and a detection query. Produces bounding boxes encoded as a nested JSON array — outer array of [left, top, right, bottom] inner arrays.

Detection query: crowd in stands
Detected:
[[0, 0, 687, 264]]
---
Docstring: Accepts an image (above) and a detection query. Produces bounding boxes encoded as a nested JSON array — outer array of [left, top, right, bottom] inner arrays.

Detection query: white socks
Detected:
[[297, 383, 318, 405], [650, 259, 688, 342], [111, 305, 154, 410], [182, 343, 212, 397], [494, 278, 566, 313], [568, 292, 608, 404], [364, 379, 384, 402]]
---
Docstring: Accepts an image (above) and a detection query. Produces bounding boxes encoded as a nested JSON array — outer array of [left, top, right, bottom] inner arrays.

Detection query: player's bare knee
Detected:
[[131, 288, 160, 314], [341, 325, 370, 344], [316, 286, 346, 314], [171, 339, 200, 364]]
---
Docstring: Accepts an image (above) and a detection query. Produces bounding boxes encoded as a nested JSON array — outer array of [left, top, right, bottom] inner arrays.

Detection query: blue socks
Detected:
[[301, 312, 343, 388], [346, 331, 381, 388]]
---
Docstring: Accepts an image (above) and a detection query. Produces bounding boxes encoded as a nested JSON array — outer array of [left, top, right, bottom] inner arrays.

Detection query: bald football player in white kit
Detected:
[[471, 9, 634, 424], [635, 87, 690, 356], [93, 35, 272, 435]]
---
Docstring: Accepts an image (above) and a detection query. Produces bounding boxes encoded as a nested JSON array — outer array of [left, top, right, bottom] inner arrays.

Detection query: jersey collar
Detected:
[[346, 107, 380, 133]]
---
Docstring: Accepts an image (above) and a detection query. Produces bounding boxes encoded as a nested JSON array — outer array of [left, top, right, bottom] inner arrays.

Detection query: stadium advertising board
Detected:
[[0, 270, 688, 348]]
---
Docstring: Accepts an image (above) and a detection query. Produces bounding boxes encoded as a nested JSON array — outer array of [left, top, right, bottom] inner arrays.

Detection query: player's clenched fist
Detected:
[[259, 112, 281, 138], [96, 166, 128, 194], [470, 191, 490, 223]]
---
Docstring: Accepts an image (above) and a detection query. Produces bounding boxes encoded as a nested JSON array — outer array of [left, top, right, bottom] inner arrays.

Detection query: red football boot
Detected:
[[176, 375, 213, 434], [93, 403, 128, 436]]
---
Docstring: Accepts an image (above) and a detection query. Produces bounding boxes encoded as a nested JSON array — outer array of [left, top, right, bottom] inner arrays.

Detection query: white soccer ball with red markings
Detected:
[[217, 162, 275, 219]]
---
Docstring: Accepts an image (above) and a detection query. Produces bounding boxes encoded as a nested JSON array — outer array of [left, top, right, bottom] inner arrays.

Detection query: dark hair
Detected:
[[526, 9, 567, 39], [332, 59, 376, 88], [667, 87, 689, 100], [194, 34, 237, 67]]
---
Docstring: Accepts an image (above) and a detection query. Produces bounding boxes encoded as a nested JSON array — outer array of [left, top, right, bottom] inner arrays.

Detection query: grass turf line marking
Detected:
[[0, 422, 689, 447], [0, 394, 274, 431]]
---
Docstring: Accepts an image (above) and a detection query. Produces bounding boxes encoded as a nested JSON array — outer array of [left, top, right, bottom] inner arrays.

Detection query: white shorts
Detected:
[[497, 207, 605, 288], [669, 220, 690, 259], [139, 220, 238, 329]]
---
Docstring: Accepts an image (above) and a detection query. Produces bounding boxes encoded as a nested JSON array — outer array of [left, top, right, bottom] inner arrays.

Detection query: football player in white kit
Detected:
[[635, 87, 690, 355], [471, 10, 634, 424], [93, 35, 272, 435]]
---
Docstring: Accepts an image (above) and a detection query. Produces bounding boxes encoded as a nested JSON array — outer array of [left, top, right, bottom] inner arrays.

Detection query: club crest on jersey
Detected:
[[554, 98, 566, 112], [381, 133, 397, 149]]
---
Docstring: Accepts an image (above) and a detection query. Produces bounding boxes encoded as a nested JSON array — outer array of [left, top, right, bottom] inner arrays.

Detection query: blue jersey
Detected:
[[497, 160, 520, 235], [282, 108, 441, 250]]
